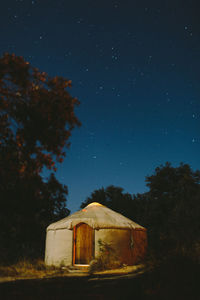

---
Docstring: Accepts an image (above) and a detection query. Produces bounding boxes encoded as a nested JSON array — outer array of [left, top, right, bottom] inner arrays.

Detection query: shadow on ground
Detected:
[[1, 257, 200, 300]]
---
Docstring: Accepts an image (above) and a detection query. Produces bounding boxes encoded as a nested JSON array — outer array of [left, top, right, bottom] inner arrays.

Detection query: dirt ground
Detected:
[[0, 265, 148, 300], [0, 264, 145, 283], [0, 270, 148, 300], [0, 263, 199, 300]]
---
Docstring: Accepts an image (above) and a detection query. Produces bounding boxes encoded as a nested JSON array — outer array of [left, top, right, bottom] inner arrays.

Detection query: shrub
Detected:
[[89, 240, 121, 273]]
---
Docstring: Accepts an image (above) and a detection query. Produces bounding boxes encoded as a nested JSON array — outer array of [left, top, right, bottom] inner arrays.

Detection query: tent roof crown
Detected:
[[47, 201, 146, 231], [85, 202, 103, 207]]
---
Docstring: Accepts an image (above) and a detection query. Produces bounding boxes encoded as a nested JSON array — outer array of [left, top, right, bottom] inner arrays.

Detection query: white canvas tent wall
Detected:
[[45, 202, 147, 267]]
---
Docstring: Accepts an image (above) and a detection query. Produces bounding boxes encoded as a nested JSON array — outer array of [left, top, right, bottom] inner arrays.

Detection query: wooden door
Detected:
[[74, 223, 93, 265]]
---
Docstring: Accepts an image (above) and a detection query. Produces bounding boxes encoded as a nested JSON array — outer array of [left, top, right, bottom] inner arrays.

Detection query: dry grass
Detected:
[[0, 259, 68, 279]]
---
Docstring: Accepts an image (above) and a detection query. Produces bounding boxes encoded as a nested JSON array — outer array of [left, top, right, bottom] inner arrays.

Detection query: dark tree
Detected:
[[82, 163, 200, 260], [0, 53, 80, 261], [80, 185, 135, 219], [140, 162, 200, 256]]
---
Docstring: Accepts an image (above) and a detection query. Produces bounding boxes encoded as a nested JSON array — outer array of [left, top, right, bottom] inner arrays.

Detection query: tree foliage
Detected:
[[0, 53, 80, 261], [81, 163, 200, 259], [80, 185, 135, 219], [143, 162, 200, 256]]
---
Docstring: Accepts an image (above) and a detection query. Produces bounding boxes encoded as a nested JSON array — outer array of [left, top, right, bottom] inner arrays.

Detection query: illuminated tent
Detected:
[[45, 202, 147, 267]]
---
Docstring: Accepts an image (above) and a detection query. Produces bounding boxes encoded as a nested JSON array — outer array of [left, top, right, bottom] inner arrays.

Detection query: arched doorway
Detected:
[[73, 223, 94, 265]]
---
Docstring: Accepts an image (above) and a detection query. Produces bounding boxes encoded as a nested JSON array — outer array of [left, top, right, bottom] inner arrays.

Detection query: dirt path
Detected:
[[1, 264, 199, 300], [0, 265, 149, 300], [0, 264, 145, 283], [0, 271, 148, 300]]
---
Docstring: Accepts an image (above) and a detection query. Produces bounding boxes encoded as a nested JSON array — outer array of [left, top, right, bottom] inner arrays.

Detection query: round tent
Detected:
[[45, 202, 147, 267]]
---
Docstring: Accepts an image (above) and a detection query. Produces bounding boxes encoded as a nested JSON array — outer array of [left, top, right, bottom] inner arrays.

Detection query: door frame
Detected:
[[72, 222, 95, 266]]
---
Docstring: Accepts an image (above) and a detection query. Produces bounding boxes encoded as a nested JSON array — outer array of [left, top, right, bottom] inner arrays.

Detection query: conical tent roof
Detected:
[[47, 202, 145, 231]]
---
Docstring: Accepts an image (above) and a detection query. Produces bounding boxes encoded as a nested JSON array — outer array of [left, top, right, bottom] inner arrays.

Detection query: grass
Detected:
[[0, 255, 200, 300], [1, 248, 200, 300], [0, 259, 68, 279]]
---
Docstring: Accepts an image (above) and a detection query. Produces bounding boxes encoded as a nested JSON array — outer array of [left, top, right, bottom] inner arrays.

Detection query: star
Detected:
[[112, 55, 118, 61], [65, 52, 72, 57], [1, 0, 199, 215], [147, 55, 152, 63], [77, 18, 83, 24]]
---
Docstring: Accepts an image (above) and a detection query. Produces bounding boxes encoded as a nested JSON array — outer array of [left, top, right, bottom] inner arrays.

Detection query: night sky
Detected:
[[1, 0, 200, 212]]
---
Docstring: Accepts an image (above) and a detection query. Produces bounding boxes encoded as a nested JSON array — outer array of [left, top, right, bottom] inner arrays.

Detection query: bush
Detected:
[[89, 240, 121, 273]]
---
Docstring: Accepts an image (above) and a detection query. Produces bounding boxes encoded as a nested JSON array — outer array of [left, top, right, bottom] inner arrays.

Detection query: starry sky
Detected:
[[1, 0, 200, 212]]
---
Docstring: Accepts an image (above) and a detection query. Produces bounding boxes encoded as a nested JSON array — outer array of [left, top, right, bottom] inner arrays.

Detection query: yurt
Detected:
[[45, 202, 147, 267]]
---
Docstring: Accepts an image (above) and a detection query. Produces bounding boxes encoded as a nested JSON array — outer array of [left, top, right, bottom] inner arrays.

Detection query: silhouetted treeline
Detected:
[[81, 162, 200, 261]]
